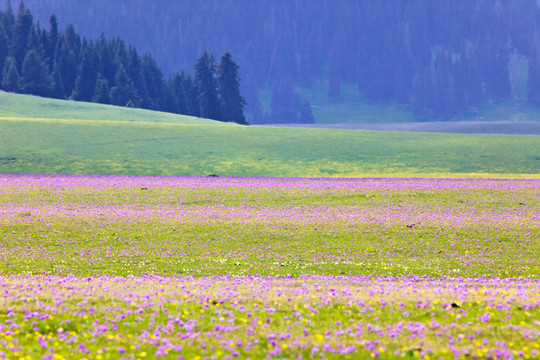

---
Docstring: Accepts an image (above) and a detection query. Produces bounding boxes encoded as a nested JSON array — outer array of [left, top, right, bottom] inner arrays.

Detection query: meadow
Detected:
[[2, 92, 540, 178], [0, 175, 538, 359]]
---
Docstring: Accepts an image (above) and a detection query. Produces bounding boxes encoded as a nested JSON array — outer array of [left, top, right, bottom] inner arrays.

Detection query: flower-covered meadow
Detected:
[[0, 175, 538, 359]]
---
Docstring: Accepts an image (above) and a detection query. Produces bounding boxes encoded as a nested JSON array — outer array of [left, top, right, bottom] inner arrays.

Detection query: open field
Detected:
[[267, 121, 540, 135], [0, 175, 539, 359], [0, 92, 215, 125], [2, 94, 540, 178]]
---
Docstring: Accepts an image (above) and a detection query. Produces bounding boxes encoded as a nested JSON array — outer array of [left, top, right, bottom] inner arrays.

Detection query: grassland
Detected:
[[1, 92, 540, 178], [0, 175, 538, 359], [1, 93, 540, 359]]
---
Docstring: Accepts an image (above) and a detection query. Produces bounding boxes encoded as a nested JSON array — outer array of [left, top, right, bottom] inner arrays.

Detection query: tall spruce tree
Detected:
[[50, 60, 65, 99], [57, 40, 78, 97], [46, 14, 58, 70], [1, 56, 19, 92], [217, 52, 247, 124], [270, 80, 301, 123], [141, 53, 165, 110], [20, 48, 51, 96], [92, 73, 110, 104], [127, 48, 150, 108], [9, 3, 33, 71], [1, 0, 15, 39], [528, 36, 540, 105], [71, 44, 99, 101], [110, 63, 140, 107], [298, 99, 315, 124], [194, 51, 220, 120], [0, 22, 8, 84]]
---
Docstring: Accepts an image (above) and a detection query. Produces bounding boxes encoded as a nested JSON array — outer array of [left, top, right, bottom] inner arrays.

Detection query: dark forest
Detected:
[[6, 0, 540, 123]]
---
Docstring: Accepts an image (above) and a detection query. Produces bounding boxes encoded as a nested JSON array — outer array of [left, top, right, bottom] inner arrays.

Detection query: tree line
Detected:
[[21, 0, 540, 122], [0, 1, 247, 124]]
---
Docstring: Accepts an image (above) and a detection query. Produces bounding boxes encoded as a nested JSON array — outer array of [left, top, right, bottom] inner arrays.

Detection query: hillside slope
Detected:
[[1, 93, 539, 178], [0, 92, 218, 124]]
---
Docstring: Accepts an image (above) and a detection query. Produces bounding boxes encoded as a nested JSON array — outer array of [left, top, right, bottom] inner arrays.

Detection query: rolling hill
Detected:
[[1, 92, 539, 178]]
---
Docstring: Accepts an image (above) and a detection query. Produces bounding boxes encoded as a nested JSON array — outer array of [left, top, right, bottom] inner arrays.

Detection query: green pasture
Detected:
[[0, 91, 215, 124], [1, 93, 540, 177]]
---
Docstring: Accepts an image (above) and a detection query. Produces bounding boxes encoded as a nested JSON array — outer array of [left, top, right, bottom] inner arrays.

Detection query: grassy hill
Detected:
[[1, 92, 539, 178]]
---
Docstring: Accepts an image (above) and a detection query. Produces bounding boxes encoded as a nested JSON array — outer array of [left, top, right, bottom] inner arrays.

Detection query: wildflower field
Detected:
[[0, 175, 539, 359]]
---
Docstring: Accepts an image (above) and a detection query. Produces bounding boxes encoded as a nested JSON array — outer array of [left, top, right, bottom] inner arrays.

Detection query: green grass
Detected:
[[1, 92, 540, 177], [0, 91, 216, 124]]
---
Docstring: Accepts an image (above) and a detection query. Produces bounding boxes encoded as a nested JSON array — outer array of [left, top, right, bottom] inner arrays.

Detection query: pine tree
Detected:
[[0, 22, 8, 84], [412, 66, 433, 117], [57, 40, 78, 97], [71, 45, 99, 101], [528, 36, 540, 105], [141, 53, 165, 110], [168, 72, 189, 115], [127, 47, 150, 108], [194, 51, 220, 120], [249, 96, 265, 124], [26, 24, 40, 54], [50, 60, 65, 99], [9, 3, 33, 71], [1, 0, 15, 39], [92, 73, 110, 104], [20, 49, 51, 96], [184, 74, 200, 117], [465, 53, 482, 108], [110, 63, 140, 107], [46, 14, 58, 70], [327, 45, 341, 101], [298, 99, 315, 123], [217, 52, 247, 124], [97, 35, 115, 84], [270, 80, 301, 123], [1, 56, 19, 92]]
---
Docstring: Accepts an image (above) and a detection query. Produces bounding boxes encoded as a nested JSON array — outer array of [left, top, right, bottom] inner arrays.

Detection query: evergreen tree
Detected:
[[528, 36, 540, 105], [9, 3, 33, 71], [92, 73, 110, 104], [270, 80, 301, 123], [465, 53, 482, 108], [298, 99, 315, 123], [412, 66, 433, 117], [1, 56, 19, 92], [109, 63, 140, 107], [127, 47, 150, 108], [141, 53, 165, 110], [432, 53, 454, 117], [0, 23, 8, 84], [20, 48, 51, 96], [50, 60, 65, 99], [1, 0, 15, 39], [97, 35, 115, 83], [327, 44, 341, 101], [249, 96, 265, 124], [168, 72, 188, 115], [25, 23, 40, 53], [194, 51, 220, 120], [184, 74, 200, 117], [217, 52, 247, 124], [57, 40, 78, 97], [46, 14, 58, 70], [71, 45, 99, 101]]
